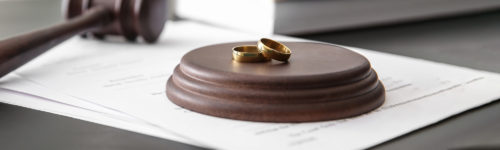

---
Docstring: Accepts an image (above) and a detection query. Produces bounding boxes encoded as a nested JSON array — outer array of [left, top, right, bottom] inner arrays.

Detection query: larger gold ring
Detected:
[[257, 38, 291, 62], [232, 45, 271, 62]]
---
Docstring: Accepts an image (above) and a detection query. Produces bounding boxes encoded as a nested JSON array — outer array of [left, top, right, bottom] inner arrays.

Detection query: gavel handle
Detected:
[[0, 6, 112, 78]]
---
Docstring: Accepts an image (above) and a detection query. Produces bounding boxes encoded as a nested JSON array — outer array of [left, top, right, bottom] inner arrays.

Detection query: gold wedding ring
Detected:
[[232, 45, 271, 62], [257, 38, 291, 62]]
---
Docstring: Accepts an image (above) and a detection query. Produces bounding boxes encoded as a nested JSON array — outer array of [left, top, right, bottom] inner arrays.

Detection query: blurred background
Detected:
[[2, 0, 500, 72], [1, 0, 500, 149]]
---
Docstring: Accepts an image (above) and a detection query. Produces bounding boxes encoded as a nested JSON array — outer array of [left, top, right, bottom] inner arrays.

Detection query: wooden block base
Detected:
[[166, 42, 385, 122]]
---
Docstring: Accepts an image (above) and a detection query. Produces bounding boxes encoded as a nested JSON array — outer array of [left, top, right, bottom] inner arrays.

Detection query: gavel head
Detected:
[[65, 0, 167, 43]]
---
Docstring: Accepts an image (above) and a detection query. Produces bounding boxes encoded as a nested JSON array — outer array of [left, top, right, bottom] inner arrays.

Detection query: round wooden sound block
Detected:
[[166, 42, 385, 122]]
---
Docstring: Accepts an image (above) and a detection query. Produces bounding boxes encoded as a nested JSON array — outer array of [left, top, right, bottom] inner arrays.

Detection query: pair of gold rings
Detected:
[[232, 38, 292, 63]]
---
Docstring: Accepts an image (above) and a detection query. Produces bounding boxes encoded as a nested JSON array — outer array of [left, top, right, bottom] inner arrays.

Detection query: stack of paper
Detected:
[[1, 21, 500, 149]]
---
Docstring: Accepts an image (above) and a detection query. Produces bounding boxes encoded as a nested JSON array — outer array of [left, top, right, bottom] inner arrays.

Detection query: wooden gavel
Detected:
[[0, 0, 167, 78]]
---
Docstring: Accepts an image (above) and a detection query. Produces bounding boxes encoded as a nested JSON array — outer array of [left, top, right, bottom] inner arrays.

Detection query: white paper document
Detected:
[[1, 21, 500, 149], [0, 74, 193, 144]]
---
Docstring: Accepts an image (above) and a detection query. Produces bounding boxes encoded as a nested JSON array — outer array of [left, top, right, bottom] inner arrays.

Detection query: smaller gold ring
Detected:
[[257, 38, 291, 62], [232, 45, 271, 62]]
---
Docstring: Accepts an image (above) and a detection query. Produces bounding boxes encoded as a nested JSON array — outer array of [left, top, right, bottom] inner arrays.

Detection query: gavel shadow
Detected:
[[86, 35, 179, 47]]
